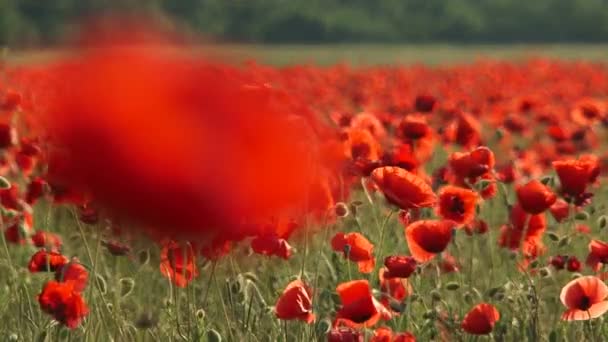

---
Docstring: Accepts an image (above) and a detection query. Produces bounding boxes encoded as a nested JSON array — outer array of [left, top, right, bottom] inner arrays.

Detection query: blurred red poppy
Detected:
[[251, 235, 292, 260], [383, 256, 417, 278], [56, 261, 89, 293], [560, 276, 608, 320], [405, 220, 455, 262], [331, 232, 375, 273], [275, 279, 314, 323], [371, 327, 416, 342], [38, 280, 89, 329], [549, 199, 570, 222], [371, 167, 436, 210], [461, 303, 500, 335], [516, 180, 557, 214], [335, 279, 391, 328], [567, 256, 582, 272], [28, 250, 69, 273], [586, 240, 608, 272], [327, 327, 364, 342], [159, 241, 198, 288], [437, 185, 478, 225], [449, 146, 495, 180], [553, 155, 599, 198], [31, 231, 62, 250]]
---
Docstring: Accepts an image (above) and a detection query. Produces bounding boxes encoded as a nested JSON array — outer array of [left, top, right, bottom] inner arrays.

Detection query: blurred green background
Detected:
[[2, 0, 608, 47]]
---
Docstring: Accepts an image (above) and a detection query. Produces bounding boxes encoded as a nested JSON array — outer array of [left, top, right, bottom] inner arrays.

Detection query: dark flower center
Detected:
[[579, 296, 592, 311], [450, 196, 466, 215]]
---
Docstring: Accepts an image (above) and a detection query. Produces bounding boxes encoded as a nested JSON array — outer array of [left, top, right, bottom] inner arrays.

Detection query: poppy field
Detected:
[[1, 44, 608, 342]]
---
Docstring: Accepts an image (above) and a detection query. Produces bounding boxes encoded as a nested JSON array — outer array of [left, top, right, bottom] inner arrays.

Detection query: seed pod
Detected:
[[206, 329, 222, 342], [445, 282, 460, 291], [598, 216, 608, 229], [430, 290, 442, 301], [575, 212, 589, 221]]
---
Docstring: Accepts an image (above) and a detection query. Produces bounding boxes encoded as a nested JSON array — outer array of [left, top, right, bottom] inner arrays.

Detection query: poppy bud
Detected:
[[120, 278, 135, 298], [96, 274, 107, 294], [334, 203, 349, 218], [540, 176, 554, 186], [539, 267, 551, 278], [566, 256, 582, 272], [547, 232, 560, 242], [196, 309, 206, 321], [0, 177, 10, 190], [558, 236, 571, 248], [599, 216, 608, 229], [430, 290, 442, 301], [316, 318, 332, 334], [549, 255, 566, 270], [445, 282, 460, 291], [575, 212, 590, 221], [137, 249, 150, 266]]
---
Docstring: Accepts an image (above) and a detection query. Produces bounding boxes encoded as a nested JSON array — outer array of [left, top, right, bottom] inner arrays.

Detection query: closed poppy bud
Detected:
[[567, 256, 582, 272], [275, 279, 314, 323], [461, 303, 500, 335], [516, 180, 557, 214], [327, 327, 364, 342], [384, 256, 417, 278], [560, 276, 608, 320]]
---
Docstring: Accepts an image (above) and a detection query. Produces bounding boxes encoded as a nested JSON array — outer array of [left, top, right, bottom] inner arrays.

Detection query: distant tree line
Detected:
[[2, 0, 608, 46]]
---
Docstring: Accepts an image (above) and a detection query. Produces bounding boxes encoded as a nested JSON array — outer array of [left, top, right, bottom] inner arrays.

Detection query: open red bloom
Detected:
[[26, 177, 47, 205], [371, 327, 416, 342], [379, 268, 412, 311], [327, 327, 364, 342], [159, 241, 198, 288], [371, 167, 436, 210], [553, 156, 599, 198], [405, 220, 455, 263], [38, 280, 89, 329], [561, 276, 608, 320], [275, 279, 314, 323], [31, 231, 63, 250], [586, 240, 608, 272], [516, 180, 557, 214], [56, 261, 89, 293], [331, 232, 375, 273], [567, 256, 582, 272], [335, 280, 391, 328], [28, 250, 69, 273], [448, 146, 495, 179], [383, 256, 417, 278], [251, 234, 293, 260], [437, 186, 478, 225], [498, 204, 546, 251], [461, 303, 500, 335]]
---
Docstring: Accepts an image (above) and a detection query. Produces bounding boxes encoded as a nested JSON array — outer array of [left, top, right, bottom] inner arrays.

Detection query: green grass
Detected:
[[6, 43, 608, 66]]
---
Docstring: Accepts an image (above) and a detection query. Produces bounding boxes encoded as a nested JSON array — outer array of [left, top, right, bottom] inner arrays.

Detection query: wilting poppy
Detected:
[[327, 327, 364, 342], [275, 279, 314, 323], [560, 276, 608, 320], [553, 156, 599, 198], [56, 260, 89, 293], [586, 240, 608, 272], [159, 241, 198, 288], [251, 235, 293, 260], [331, 232, 375, 273], [38, 280, 89, 329], [383, 256, 417, 279], [31, 231, 62, 250], [371, 326, 416, 342], [335, 279, 391, 328], [405, 220, 455, 263], [28, 250, 69, 273], [436, 186, 478, 225], [371, 167, 436, 210], [461, 303, 500, 335], [516, 180, 557, 214]]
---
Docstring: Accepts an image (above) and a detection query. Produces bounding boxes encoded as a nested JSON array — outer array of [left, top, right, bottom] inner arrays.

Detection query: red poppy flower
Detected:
[[576, 224, 591, 234], [399, 115, 432, 140], [331, 232, 375, 273], [405, 220, 455, 263], [586, 240, 608, 272], [335, 279, 391, 328], [327, 327, 364, 342], [560, 276, 608, 320], [159, 241, 198, 288], [454, 112, 481, 148], [461, 303, 500, 335], [38, 280, 89, 329], [28, 250, 69, 273], [346, 128, 382, 161], [31, 231, 63, 250], [549, 199, 570, 223], [370, 167, 437, 210], [379, 268, 412, 310], [515, 180, 557, 214], [251, 235, 293, 260], [383, 256, 417, 279], [414, 94, 436, 112], [550, 255, 567, 270], [448, 146, 495, 179], [275, 279, 314, 323], [371, 327, 416, 342], [498, 204, 546, 251], [437, 186, 478, 225], [440, 252, 460, 274], [464, 219, 488, 236], [0, 90, 22, 112], [553, 156, 599, 198], [26, 177, 47, 205], [56, 261, 89, 293], [567, 256, 582, 272]]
